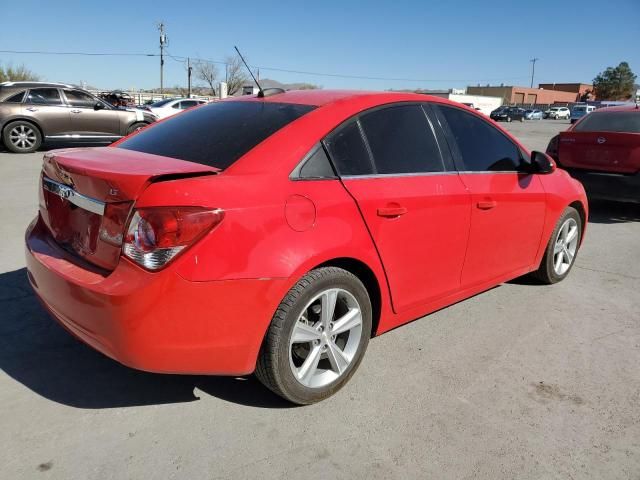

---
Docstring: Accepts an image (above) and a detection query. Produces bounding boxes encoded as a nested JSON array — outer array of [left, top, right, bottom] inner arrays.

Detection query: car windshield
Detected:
[[150, 98, 177, 108], [573, 111, 640, 134], [573, 106, 587, 112], [118, 101, 316, 169]]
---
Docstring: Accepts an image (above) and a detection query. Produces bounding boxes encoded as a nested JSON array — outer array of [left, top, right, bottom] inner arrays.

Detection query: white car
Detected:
[[148, 98, 208, 119], [545, 106, 570, 120]]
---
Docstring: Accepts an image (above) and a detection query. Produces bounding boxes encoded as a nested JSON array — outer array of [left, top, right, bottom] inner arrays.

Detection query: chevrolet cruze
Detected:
[[25, 90, 588, 404]]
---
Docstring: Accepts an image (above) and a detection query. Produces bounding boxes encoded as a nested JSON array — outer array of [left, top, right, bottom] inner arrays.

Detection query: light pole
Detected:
[[530, 58, 539, 88]]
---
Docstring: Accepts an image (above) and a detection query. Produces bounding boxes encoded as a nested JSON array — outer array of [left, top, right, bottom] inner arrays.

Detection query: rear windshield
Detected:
[[118, 101, 316, 169], [573, 106, 587, 112], [574, 111, 640, 134], [150, 98, 177, 107]]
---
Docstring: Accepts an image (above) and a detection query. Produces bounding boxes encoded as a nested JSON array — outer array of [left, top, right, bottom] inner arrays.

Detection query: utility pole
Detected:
[[187, 57, 192, 98], [158, 22, 168, 95], [530, 58, 539, 88]]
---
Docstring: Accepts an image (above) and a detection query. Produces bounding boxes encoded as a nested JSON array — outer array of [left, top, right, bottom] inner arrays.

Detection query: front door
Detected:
[[436, 104, 546, 287], [324, 104, 471, 313], [63, 89, 121, 137]]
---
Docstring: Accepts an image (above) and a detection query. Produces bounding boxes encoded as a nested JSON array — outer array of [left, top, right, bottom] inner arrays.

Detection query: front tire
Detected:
[[3, 121, 42, 153], [532, 207, 582, 284], [126, 122, 148, 135], [255, 267, 372, 405], [507, 116, 512, 123]]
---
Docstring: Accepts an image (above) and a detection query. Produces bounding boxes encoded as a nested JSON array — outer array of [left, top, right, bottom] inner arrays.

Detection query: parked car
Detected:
[[0, 82, 157, 153], [98, 90, 135, 108], [570, 104, 596, 124], [148, 97, 208, 119], [547, 104, 640, 203], [490, 106, 526, 122], [544, 106, 571, 120], [25, 90, 587, 404], [525, 109, 543, 120]]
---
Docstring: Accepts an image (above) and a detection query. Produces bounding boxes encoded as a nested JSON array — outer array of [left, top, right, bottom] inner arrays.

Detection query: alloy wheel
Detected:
[[553, 218, 579, 275], [289, 288, 363, 388], [9, 125, 37, 150]]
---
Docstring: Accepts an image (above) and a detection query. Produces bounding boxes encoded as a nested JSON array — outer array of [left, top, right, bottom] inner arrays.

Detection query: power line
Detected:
[[0, 48, 531, 84], [0, 49, 155, 57]]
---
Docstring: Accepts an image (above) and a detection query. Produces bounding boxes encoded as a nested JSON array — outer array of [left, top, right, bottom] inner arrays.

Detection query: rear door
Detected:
[[435, 104, 546, 287], [324, 103, 471, 313], [63, 89, 122, 137], [23, 88, 72, 136]]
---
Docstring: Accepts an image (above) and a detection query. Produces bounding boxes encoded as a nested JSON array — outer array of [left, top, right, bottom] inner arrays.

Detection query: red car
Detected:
[[547, 105, 640, 203], [25, 90, 587, 404]]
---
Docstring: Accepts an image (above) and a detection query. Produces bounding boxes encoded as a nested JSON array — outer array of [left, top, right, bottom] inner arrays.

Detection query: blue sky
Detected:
[[1, 0, 638, 91]]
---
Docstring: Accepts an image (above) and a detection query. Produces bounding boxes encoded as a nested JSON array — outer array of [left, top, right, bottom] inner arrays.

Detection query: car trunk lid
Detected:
[[559, 131, 640, 174], [39, 147, 218, 270]]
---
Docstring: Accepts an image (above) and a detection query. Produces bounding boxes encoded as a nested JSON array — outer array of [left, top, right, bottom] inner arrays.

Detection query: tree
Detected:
[[224, 55, 248, 96], [592, 62, 637, 100], [0, 63, 40, 82], [195, 61, 218, 96]]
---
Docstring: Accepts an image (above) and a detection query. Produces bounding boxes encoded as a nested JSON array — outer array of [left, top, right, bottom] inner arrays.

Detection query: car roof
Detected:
[[229, 89, 482, 111], [0, 81, 75, 89], [593, 105, 639, 113]]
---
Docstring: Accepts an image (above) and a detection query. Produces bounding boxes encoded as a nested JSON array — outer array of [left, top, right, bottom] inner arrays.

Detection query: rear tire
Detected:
[[255, 267, 372, 405], [3, 121, 42, 153], [531, 207, 582, 284]]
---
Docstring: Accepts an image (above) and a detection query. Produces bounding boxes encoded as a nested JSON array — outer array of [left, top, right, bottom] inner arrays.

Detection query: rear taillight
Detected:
[[99, 202, 134, 246], [122, 207, 224, 270]]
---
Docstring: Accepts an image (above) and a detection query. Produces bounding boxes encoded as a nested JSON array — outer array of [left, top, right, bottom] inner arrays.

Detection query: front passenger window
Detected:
[[439, 105, 524, 172], [65, 90, 98, 108]]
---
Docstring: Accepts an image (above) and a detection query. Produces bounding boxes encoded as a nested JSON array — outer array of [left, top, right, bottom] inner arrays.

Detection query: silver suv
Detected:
[[0, 82, 157, 153]]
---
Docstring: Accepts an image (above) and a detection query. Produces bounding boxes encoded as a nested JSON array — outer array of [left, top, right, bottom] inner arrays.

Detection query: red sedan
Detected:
[[547, 104, 640, 203], [25, 90, 588, 404]]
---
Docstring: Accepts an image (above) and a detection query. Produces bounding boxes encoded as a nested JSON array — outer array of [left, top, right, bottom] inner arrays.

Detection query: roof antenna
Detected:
[[234, 46, 264, 98]]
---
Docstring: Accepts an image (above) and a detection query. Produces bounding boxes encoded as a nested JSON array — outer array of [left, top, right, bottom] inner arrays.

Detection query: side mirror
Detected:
[[530, 151, 556, 174], [94, 102, 105, 110]]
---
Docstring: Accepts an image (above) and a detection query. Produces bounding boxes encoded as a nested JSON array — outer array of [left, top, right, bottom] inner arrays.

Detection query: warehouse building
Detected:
[[466, 85, 582, 105]]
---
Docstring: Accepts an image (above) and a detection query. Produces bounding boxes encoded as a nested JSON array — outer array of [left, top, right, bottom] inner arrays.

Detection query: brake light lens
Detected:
[[122, 207, 224, 270]]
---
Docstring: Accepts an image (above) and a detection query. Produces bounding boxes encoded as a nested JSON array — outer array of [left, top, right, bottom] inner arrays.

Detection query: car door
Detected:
[[324, 103, 471, 313], [434, 104, 546, 288], [63, 89, 121, 137], [23, 88, 72, 136]]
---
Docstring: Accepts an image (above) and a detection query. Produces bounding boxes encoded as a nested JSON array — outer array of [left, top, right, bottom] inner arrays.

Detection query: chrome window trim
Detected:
[[340, 170, 530, 180], [341, 171, 457, 180], [42, 177, 106, 216]]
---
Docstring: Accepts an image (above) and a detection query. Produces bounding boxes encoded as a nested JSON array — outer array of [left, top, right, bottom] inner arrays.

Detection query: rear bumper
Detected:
[[25, 216, 286, 375], [566, 169, 640, 203]]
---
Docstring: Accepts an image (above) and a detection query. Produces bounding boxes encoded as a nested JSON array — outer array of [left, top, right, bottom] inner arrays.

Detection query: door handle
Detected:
[[26, 107, 38, 112], [377, 205, 408, 217], [477, 200, 497, 210], [70, 109, 82, 114]]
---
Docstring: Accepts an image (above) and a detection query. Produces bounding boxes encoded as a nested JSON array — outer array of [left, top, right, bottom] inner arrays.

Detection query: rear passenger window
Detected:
[[324, 121, 373, 176], [439, 105, 524, 172], [297, 145, 336, 179], [26, 88, 62, 105], [5, 91, 25, 103], [359, 105, 444, 174]]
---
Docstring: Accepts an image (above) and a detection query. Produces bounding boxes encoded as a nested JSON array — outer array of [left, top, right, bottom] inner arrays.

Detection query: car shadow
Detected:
[[0, 268, 293, 409], [588, 199, 640, 224]]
